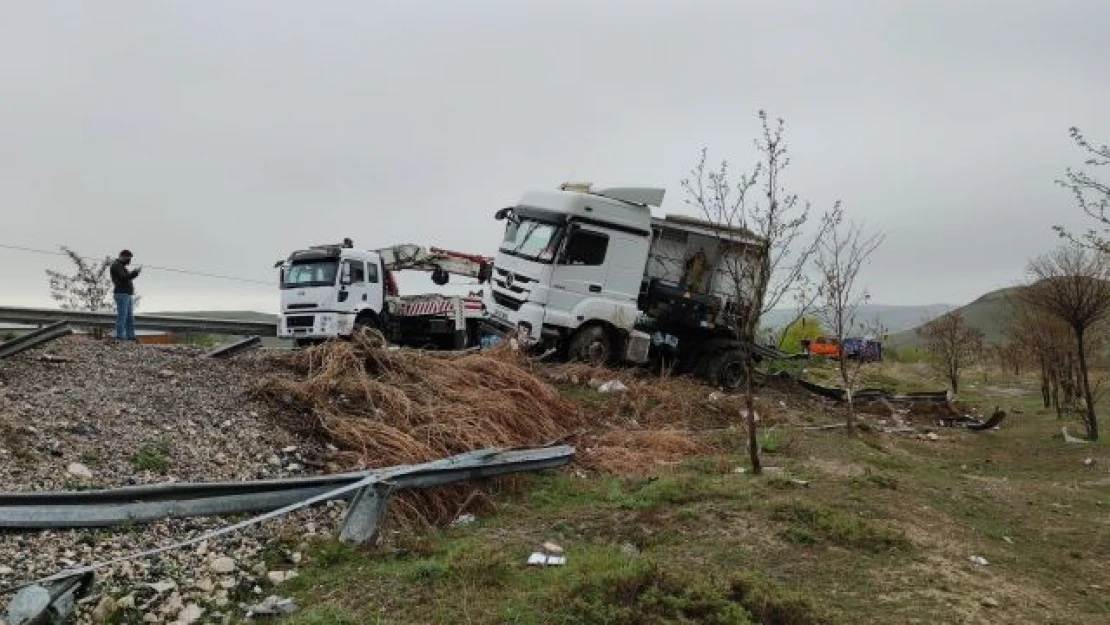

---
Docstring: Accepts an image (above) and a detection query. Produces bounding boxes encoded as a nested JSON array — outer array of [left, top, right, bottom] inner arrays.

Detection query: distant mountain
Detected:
[[760, 304, 954, 336], [886, 287, 1020, 347]]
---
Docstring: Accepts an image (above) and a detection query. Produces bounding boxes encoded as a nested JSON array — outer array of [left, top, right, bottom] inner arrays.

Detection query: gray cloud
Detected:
[[1, 0, 1107, 311]]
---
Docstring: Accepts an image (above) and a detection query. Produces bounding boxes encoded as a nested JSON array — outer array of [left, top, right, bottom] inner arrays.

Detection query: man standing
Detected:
[[110, 250, 141, 341]]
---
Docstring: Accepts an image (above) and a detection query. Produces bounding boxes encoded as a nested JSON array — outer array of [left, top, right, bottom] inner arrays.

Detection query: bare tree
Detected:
[[682, 111, 841, 474], [814, 220, 884, 432], [916, 310, 984, 395], [1054, 127, 1110, 250], [1022, 244, 1110, 440], [45, 246, 114, 311]]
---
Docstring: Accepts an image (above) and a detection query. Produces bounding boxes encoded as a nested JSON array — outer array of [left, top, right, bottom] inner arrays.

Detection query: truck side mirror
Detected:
[[340, 263, 352, 286], [494, 207, 515, 221]]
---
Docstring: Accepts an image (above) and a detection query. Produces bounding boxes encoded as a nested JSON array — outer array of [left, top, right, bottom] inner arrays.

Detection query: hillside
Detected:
[[761, 303, 953, 336], [887, 286, 1019, 347]]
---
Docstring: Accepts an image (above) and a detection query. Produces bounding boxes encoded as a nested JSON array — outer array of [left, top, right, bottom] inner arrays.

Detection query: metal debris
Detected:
[[204, 336, 262, 359], [0, 322, 72, 361]]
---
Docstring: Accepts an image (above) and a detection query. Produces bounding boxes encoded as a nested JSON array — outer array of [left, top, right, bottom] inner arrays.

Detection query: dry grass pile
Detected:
[[545, 363, 790, 474], [255, 332, 582, 524]]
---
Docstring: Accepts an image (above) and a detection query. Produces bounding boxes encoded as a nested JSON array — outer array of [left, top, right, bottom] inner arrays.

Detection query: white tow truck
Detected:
[[277, 241, 491, 349], [483, 182, 774, 388]]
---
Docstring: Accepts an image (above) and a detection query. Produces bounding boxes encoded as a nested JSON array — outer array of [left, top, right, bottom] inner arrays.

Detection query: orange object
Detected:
[[807, 336, 840, 358]]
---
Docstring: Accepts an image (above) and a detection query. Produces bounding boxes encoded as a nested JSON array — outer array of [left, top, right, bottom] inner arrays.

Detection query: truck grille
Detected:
[[492, 292, 523, 311], [285, 315, 315, 328]]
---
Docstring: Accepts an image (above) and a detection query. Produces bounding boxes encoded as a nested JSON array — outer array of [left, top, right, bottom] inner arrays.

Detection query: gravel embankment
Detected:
[[0, 337, 342, 624]]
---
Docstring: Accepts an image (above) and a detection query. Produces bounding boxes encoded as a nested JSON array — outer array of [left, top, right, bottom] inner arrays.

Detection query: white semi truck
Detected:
[[277, 242, 491, 349], [483, 182, 774, 388]]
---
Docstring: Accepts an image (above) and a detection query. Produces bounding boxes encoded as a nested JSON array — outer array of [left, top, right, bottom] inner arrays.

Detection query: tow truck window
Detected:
[[345, 259, 366, 283], [561, 230, 608, 266], [282, 261, 338, 288], [367, 261, 379, 283]]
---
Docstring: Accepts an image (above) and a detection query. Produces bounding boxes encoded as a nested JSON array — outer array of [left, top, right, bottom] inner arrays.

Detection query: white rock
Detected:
[[542, 541, 564, 555], [451, 514, 476, 526], [0, 565, 12, 575], [1084, 457, 1094, 466], [117, 595, 136, 610], [162, 591, 184, 614], [66, 462, 94, 479], [598, 380, 628, 393], [926, 432, 940, 441], [969, 555, 989, 566], [195, 578, 214, 593], [291, 552, 303, 564], [212, 590, 230, 607], [267, 570, 299, 585], [218, 577, 237, 590], [143, 614, 159, 624], [176, 603, 204, 624], [282, 446, 298, 454], [209, 556, 236, 574], [980, 597, 999, 608], [147, 580, 177, 594]]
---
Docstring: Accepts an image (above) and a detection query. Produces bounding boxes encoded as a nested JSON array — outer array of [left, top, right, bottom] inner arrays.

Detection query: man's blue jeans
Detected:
[[114, 293, 135, 340]]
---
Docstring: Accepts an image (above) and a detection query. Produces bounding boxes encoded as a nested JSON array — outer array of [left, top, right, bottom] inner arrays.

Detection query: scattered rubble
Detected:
[[0, 338, 330, 624]]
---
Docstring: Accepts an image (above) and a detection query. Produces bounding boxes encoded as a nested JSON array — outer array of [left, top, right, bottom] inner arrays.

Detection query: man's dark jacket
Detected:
[[110, 260, 139, 295]]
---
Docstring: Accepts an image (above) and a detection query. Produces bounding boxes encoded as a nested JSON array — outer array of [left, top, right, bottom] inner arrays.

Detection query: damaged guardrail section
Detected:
[[1, 445, 573, 623], [0, 321, 72, 360]]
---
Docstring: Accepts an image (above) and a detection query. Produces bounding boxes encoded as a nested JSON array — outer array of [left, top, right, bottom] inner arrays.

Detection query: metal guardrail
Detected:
[[204, 335, 262, 358], [0, 444, 574, 620], [0, 322, 72, 360], [0, 445, 574, 529], [0, 306, 276, 337]]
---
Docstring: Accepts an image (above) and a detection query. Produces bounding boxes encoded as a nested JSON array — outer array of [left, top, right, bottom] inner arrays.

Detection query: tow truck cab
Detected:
[[277, 246, 386, 341]]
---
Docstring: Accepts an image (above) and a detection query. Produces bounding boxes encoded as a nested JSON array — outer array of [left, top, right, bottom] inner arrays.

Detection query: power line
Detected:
[[0, 243, 273, 287]]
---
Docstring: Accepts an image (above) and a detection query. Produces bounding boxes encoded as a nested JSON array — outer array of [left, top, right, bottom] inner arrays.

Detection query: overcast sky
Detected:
[[1, 1, 1107, 313]]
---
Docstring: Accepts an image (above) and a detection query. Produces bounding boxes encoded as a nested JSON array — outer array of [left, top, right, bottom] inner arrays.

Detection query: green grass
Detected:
[[771, 501, 913, 553], [129, 439, 171, 473], [250, 365, 1110, 625]]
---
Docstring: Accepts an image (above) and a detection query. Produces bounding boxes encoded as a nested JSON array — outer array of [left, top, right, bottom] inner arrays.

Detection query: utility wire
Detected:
[[0, 243, 273, 287]]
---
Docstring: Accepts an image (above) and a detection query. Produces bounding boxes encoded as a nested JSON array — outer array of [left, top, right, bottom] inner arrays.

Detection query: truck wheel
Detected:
[[708, 351, 747, 391], [568, 325, 612, 365]]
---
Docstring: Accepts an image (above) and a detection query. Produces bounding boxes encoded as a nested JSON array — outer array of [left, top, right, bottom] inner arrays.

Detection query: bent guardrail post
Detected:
[[0, 322, 72, 360], [339, 481, 395, 545], [4, 572, 92, 625]]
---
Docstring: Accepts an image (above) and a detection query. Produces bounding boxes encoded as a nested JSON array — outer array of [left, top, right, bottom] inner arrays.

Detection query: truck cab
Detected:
[[487, 184, 660, 357], [485, 182, 771, 387], [277, 245, 386, 342]]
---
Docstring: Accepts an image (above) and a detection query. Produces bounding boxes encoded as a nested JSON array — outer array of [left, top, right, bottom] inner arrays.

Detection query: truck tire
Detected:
[[567, 325, 612, 365], [708, 350, 747, 391]]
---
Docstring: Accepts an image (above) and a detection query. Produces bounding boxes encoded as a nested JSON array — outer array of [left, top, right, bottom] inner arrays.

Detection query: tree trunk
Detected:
[[744, 365, 762, 474], [950, 366, 959, 396], [1074, 328, 1099, 441], [1040, 357, 1051, 409], [839, 350, 855, 433]]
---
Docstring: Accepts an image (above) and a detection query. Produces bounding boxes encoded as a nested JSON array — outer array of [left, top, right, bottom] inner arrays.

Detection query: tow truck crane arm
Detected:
[[374, 244, 493, 296]]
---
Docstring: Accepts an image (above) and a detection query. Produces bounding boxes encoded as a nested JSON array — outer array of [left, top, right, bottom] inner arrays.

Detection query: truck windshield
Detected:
[[500, 218, 562, 262], [282, 260, 338, 288]]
